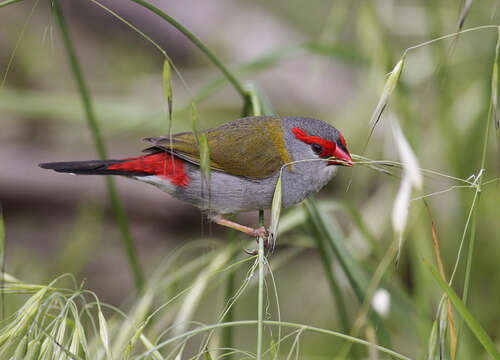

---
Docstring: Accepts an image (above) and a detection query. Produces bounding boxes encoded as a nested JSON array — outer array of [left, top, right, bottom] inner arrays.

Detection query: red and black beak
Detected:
[[329, 145, 353, 167]]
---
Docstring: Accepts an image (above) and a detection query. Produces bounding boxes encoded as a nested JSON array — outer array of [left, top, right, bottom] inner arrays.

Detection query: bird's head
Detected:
[[283, 117, 352, 168]]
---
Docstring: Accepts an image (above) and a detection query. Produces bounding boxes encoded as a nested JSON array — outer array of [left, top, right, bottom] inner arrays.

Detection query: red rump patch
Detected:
[[108, 153, 189, 187], [292, 128, 336, 158]]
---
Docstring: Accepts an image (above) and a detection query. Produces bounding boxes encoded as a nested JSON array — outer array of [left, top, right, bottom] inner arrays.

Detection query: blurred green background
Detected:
[[1, 0, 500, 359]]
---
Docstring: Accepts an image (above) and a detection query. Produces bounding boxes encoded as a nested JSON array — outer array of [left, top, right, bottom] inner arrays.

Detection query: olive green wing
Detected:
[[143, 116, 293, 179]]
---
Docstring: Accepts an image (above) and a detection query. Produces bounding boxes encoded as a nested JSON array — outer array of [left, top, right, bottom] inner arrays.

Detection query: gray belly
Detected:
[[135, 162, 336, 214]]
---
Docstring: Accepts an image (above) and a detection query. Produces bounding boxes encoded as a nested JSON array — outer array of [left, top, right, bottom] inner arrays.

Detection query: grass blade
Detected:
[[129, 0, 248, 103], [0, 0, 24, 8], [492, 28, 499, 172], [25, 340, 41, 360], [256, 210, 265, 360], [424, 201, 457, 359], [305, 216, 350, 333], [1, 0, 39, 88], [53, 0, 144, 291], [163, 59, 173, 127], [199, 133, 211, 208], [425, 261, 500, 359], [246, 84, 262, 116], [98, 309, 112, 360], [191, 101, 200, 142], [14, 335, 27, 358], [457, 25, 500, 351], [368, 56, 405, 132], [427, 319, 438, 360], [303, 199, 391, 346], [221, 230, 237, 360], [268, 173, 282, 252], [457, 0, 474, 31], [142, 320, 410, 360], [492, 30, 500, 130], [0, 206, 5, 302]]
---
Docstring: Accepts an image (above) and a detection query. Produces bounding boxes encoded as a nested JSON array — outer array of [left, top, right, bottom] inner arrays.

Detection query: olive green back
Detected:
[[143, 116, 293, 179]]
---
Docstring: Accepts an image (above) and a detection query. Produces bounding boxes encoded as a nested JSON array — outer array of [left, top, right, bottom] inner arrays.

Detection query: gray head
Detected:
[[282, 116, 352, 167], [277, 117, 352, 207]]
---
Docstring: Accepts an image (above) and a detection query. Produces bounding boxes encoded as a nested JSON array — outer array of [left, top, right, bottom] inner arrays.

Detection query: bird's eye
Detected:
[[311, 143, 322, 154]]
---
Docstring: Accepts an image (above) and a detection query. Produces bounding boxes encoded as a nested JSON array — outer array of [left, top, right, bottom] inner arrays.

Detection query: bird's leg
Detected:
[[210, 215, 268, 238], [209, 215, 272, 256]]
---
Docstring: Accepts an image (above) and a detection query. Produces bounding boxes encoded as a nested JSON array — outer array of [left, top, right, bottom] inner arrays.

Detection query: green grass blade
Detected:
[[0, 205, 5, 271], [492, 29, 499, 131], [25, 340, 41, 360], [457, 27, 500, 352], [199, 133, 211, 208], [0, 0, 24, 10], [368, 56, 405, 131], [221, 229, 237, 360], [427, 319, 439, 360], [425, 261, 500, 359], [456, 0, 473, 30], [191, 101, 200, 143], [305, 217, 350, 333], [163, 59, 173, 126], [268, 173, 282, 252], [13, 335, 27, 358], [141, 320, 410, 360], [129, 0, 248, 103], [303, 198, 391, 346], [1, 0, 39, 88], [256, 210, 265, 360], [246, 84, 262, 116], [53, 0, 144, 291], [0, 205, 4, 321]]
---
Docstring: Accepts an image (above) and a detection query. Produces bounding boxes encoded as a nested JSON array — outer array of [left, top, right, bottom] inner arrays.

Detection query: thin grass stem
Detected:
[[138, 320, 411, 360], [221, 229, 237, 360], [0, 205, 5, 321], [456, 58, 496, 349], [0, 0, 24, 8], [53, 0, 144, 291], [1, 0, 39, 88], [128, 0, 249, 102], [403, 25, 499, 54], [257, 210, 265, 360]]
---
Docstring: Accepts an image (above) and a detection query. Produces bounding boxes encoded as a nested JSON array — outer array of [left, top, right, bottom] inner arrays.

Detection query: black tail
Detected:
[[39, 159, 146, 176]]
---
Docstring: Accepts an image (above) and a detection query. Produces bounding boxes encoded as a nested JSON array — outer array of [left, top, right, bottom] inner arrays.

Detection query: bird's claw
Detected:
[[251, 226, 269, 239], [244, 227, 276, 256]]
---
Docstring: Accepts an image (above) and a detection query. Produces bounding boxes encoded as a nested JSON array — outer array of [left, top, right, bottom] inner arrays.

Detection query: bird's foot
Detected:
[[208, 214, 274, 255], [243, 228, 275, 256], [251, 226, 269, 239]]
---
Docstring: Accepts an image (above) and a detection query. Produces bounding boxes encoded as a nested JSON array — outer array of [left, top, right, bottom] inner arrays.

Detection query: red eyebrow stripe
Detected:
[[292, 127, 336, 157]]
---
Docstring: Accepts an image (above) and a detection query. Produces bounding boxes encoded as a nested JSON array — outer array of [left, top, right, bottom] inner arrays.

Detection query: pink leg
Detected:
[[210, 215, 268, 238]]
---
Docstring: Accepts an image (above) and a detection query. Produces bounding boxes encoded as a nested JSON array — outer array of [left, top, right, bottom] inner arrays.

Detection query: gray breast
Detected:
[[136, 159, 336, 215]]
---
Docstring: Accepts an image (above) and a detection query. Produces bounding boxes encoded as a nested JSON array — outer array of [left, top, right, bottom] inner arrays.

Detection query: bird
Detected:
[[39, 116, 352, 246]]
